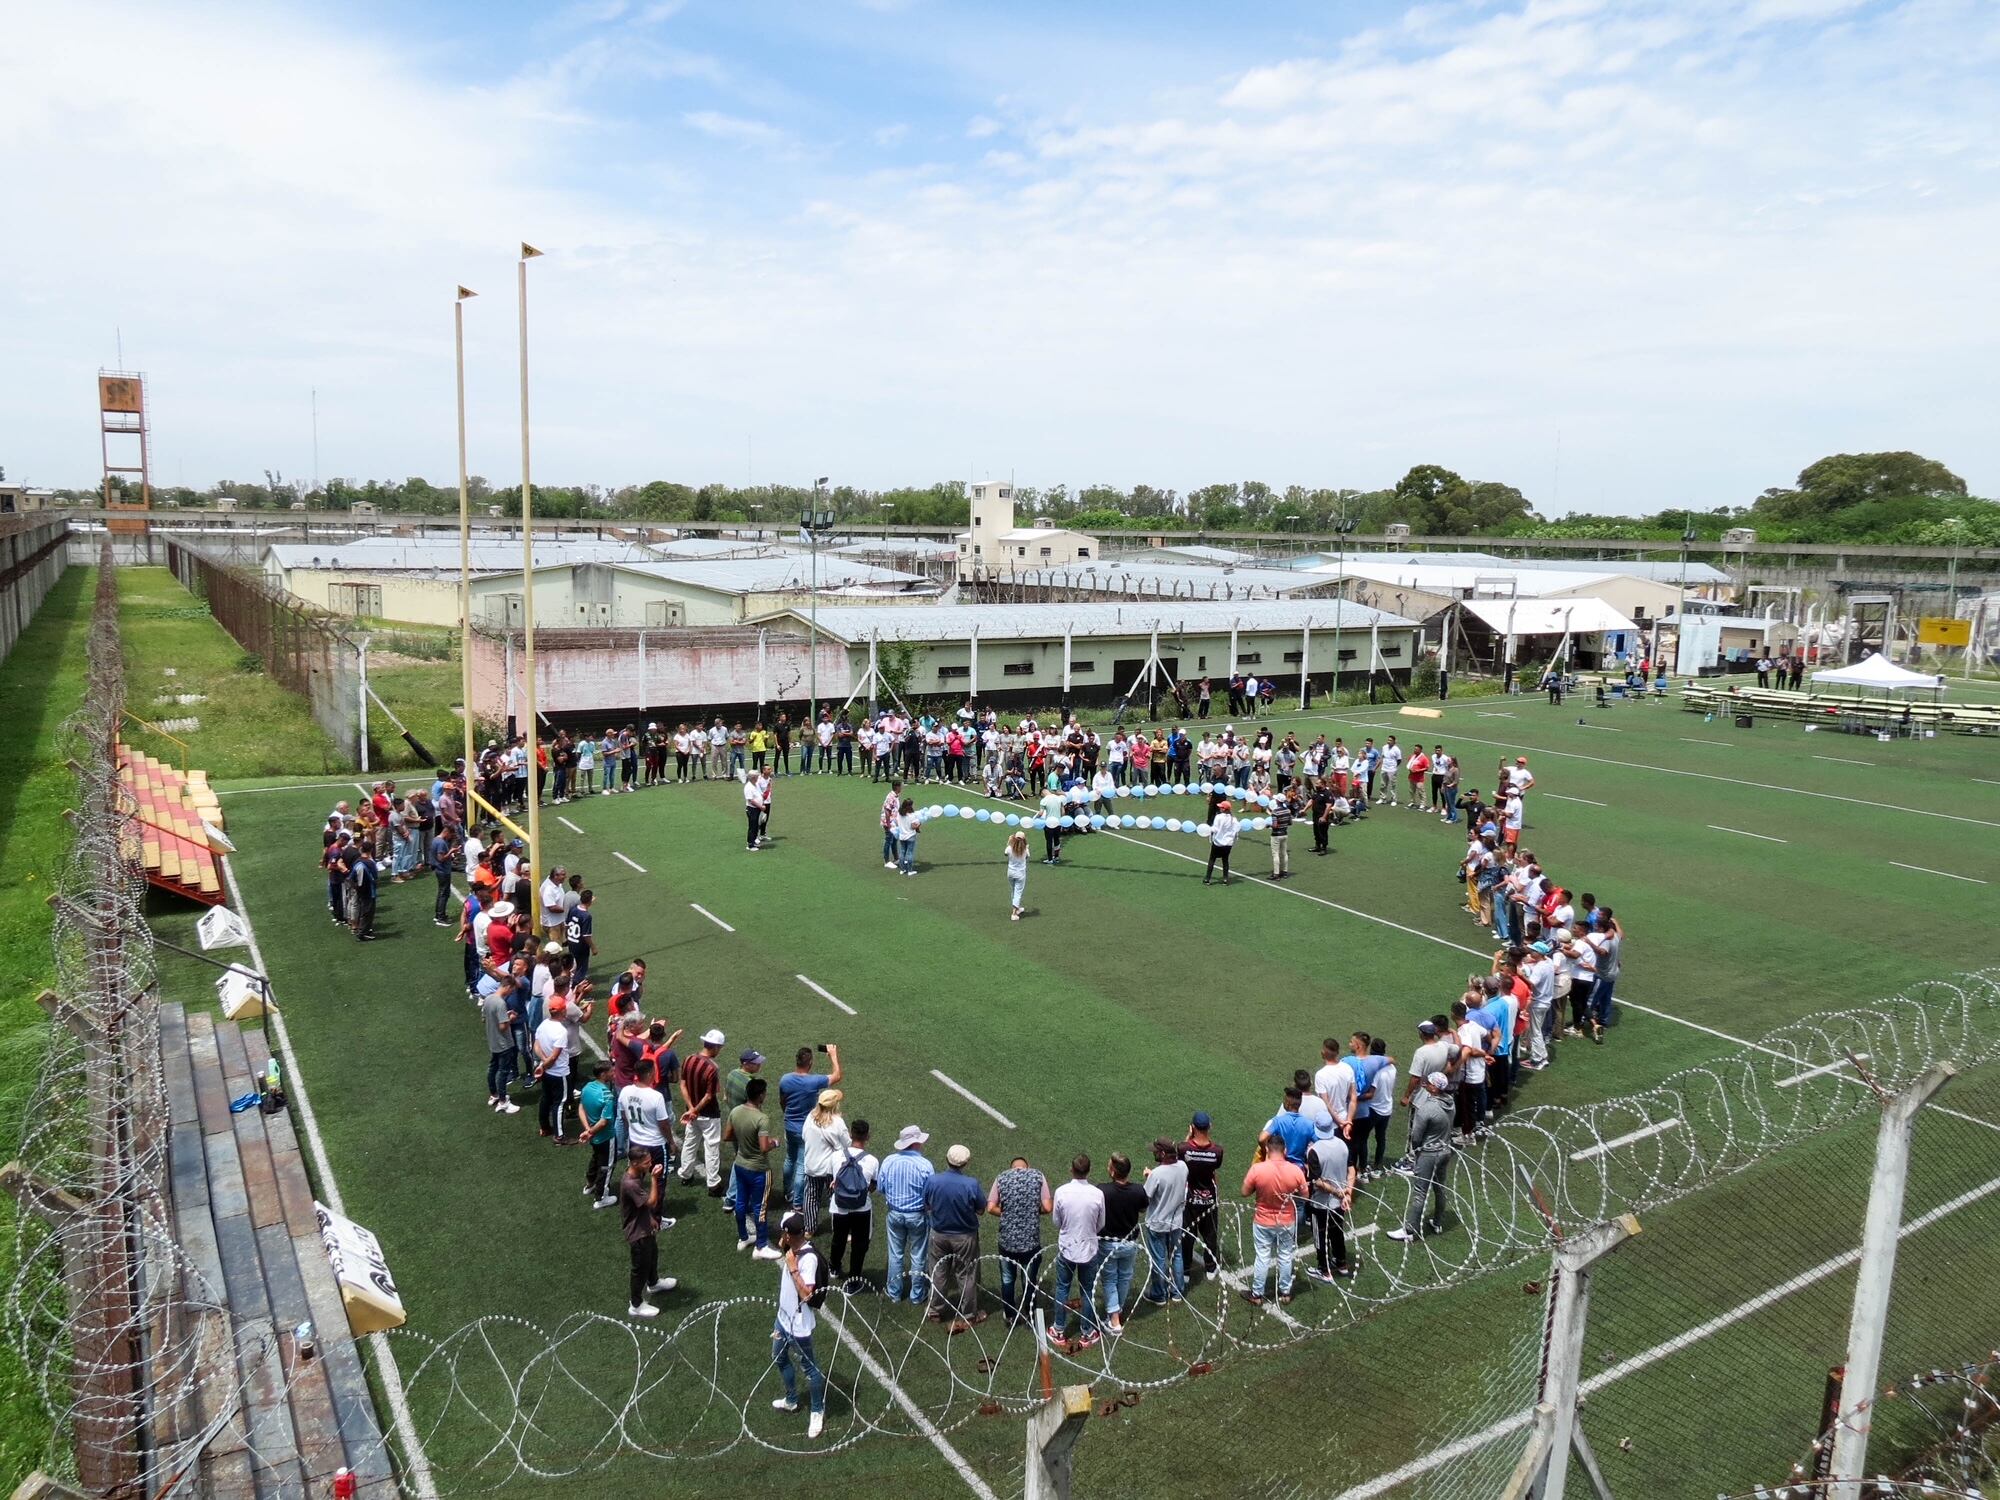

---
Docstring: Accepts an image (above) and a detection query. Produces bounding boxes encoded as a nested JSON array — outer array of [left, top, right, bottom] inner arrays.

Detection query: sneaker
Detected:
[[737, 1238, 753, 1252], [1386, 1228, 1415, 1243], [885, 861, 897, 869], [649, 1277, 678, 1294], [434, 918, 453, 928], [771, 1398, 799, 1413], [752, 1246, 783, 1260], [658, 1217, 677, 1231], [1073, 1330, 1101, 1350], [594, 1195, 617, 1209], [807, 1410, 824, 1440], [488, 1097, 500, 1109], [498, 1102, 520, 1115], [628, 1302, 658, 1319]]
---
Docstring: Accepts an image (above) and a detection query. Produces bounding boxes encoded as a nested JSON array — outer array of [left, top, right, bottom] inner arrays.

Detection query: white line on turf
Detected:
[[1319, 714, 2000, 830], [557, 815, 585, 835], [1543, 793, 1608, 807], [1333, 1169, 2000, 1499], [1774, 1054, 1867, 1090], [1679, 737, 1730, 748], [1476, 712, 1517, 718], [1577, 724, 1621, 732], [929, 1069, 1016, 1129], [1708, 825, 1787, 843], [612, 851, 648, 873], [1976, 778, 2000, 787], [220, 854, 439, 1499], [689, 902, 734, 932], [797, 974, 857, 1016], [818, 1307, 1000, 1500], [218, 779, 379, 796], [1812, 755, 1875, 766], [1889, 861, 1988, 885], [1216, 1268, 1305, 1330], [1569, 1118, 1680, 1161]]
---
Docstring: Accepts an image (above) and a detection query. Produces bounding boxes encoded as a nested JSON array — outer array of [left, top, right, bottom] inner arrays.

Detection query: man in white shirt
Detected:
[[709, 719, 729, 779], [770, 1212, 827, 1439], [533, 996, 575, 1141], [1522, 944, 1558, 1069], [1038, 786, 1066, 865], [538, 866, 568, 939], [744, 773, 767, 853], [617, 1058, 674, 1171], [1378, 738, 1402, 806], [1051, 1154, 1107, 1350], [1203, 800, 1239, 885], [1314, 1040, 1357, 1140]]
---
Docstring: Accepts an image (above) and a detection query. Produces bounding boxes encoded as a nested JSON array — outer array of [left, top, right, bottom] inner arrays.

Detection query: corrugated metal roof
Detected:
[[607, 557, 931, 594], [268, 538, 654, 573], [1460, 597, 1639, 635], [1313, 559, 1629, 595], [755, 599, 1419, 644], [1000, 560, 1343, 597], [1301, 550, 1730, 584]]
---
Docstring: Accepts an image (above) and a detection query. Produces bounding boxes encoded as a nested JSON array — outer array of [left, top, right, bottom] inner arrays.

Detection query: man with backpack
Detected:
[[769, 1212, 828, 1440], [827, 1120, 879, 1287]]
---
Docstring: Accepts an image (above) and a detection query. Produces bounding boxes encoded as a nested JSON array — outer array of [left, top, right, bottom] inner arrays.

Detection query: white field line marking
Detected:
[[689, 902, 734, 932], [929, 1068, 1016, 1129], [1889, 861, 1988, 885], [218, 779, 377, 797], [1322, 714, 2000, 830], [1774, 1054, 1868, 1090], [959, 786, 2000, 1134], [1333, 1169, 2000, 1500], [1679, 737, 1730, 748], [221, 854, 439, 1499], [557, 815, 585, 835], [1569, 1117, 1679, 1162], [1708, 824, 1788, 843], [1812, 754, 1875, 766], [1476, 711, 1517, 718], [1543, 793, 1608, 807], [1577, 723, 1621, 732], [1216, 1267, 1305, 1330], [797, 974, 857, 1016], [1976, 778, 2000, 787], [819, 1307, 1000, 1500], [612, 851, 648, 873]]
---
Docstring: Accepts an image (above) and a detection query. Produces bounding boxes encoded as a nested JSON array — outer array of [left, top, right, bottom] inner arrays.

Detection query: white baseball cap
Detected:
[[701, 1028, 725, 1047]]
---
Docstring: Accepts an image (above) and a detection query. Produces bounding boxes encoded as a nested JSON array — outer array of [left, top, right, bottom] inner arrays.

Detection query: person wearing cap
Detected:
[[923, 1145, 987, 1332], [1388, 1071, 1456, 1242], [986, 1154, 1051, 1326], [1521, 940, 1558, 1071], [532, 996, 577, 1142], [769, 1211, 827, 1439], [1179, 1113, 1225, 1285], [743, 768, 768, 853], [620, 1148, 676, 1319], [677, 1029, 727, 1196], [876, 1126, 935, 1304], [800, 1089, 852, 1235], [1203, 799, 1240, 886], [721, 1048, 765, 1211]]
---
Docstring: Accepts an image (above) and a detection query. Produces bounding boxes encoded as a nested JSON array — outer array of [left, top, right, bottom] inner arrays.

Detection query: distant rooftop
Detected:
[[755, 598, 1417, 645]]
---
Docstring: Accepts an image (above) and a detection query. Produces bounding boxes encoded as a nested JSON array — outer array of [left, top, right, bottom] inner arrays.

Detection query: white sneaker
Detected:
[[738, 1238, 753, 1252], [594, 1195, 617, 1210], [752, 1246, 783, 1260], [771, 1397, 799, 1413], [885, 861, 897, 869], [498, 1101, 521, 1115], [628, 1302, 658, 1318], [649, 1277, 678, 1294], [807, 1410, 824, 1440], [1386, 1228, 1415, 1243]]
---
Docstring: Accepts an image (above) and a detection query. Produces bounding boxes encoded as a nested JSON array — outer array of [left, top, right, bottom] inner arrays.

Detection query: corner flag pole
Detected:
[[518, 243, 544, 919]]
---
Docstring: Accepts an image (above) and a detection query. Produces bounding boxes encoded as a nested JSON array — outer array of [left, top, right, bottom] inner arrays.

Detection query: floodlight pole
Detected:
[[518, 243, 544, 905], [454, 286, 477, 781], [803, 479, 833, 730], [1331, 516, 1355, 698]]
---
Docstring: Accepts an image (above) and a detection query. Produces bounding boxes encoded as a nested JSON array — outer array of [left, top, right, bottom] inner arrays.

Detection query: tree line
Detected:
[[65, 451, 1994, 547]]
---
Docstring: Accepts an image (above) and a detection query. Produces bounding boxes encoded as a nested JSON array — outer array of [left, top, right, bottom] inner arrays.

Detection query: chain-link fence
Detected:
[[163, 538, 362, 764]]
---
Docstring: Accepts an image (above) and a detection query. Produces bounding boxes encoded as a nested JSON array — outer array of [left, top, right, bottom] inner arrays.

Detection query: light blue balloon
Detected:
[[943, 803, 959, 817], [975, 808, 990, 821], [1005, 813, 1020, 826], [1250, 817, 1268, 831], [1119, 814, 1136, 828], [1089, 815, 1105, 829], [927, 805, 944, 819], [1059, 815, 1075, 829]]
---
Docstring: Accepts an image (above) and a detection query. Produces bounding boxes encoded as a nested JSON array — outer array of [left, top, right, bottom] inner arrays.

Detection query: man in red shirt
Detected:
[[1405, 748, 1431, 812], [677, 1028, 726, 1197], [1240, 1135, 1307, 1306]]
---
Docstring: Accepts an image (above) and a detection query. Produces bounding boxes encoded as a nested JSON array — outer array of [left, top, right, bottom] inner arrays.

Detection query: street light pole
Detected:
[[1671, 515, 1696, 678], [454, 285, 478, 779], [517, 242, 543, 900], [1331, 515, 1356, 700], [804, 477, 833, 730]]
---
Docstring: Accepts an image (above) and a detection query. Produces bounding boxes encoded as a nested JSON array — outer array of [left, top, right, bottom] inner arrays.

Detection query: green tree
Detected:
[[1753, 452, 1966, 521]]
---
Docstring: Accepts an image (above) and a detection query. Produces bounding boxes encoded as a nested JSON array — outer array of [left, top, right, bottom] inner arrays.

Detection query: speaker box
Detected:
[[1734, 714, 1753, 729]]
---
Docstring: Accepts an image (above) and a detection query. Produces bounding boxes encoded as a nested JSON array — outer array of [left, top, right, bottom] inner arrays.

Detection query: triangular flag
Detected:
[[520, 242, 543, 259], [457, 285, 478, 300]]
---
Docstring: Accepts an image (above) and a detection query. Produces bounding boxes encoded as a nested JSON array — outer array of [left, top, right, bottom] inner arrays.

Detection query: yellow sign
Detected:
[[1918, 617, 1971, 648]]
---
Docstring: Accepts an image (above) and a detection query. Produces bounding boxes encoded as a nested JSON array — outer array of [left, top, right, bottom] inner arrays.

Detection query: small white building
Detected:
[[956, 480, 1096, 582]]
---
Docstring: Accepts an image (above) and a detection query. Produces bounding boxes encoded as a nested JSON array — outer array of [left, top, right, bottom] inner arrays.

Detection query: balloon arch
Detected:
[[905, 781, 1278, 838]]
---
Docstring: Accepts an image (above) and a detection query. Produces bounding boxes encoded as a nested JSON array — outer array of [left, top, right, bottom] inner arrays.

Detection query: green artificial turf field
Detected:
[[168, 691, 2000, 1499]]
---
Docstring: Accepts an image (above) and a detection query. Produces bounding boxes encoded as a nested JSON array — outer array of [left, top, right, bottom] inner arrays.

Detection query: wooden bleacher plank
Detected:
[[187, 1013, 234, 1138], [258, 1223, 351, 1489], [215, 1014, 254, 1090]]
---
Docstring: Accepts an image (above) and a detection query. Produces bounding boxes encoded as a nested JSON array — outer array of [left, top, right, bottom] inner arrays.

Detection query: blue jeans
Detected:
[[884, 1210, 928, 1302], [1054, 1251, 1102, 1339], [883, 827, 897, 864], [898, 835, 917, 874], [1100, 1240, 1139, 1319], [1592, 973, 1617, 1025], [733, 1165, 769, 1249], [1143, 1227, 1184, 1302], [784, 1129, 806, 1207], [1249, 1221, 1294, 1298], [799, 745, 815, 774], [730, 750, 745, 774], [1442, 794, 1459, 824], [772, 1328, 825, 1414]]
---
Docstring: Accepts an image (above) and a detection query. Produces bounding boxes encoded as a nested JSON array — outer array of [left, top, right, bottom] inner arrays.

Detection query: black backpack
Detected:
[[832, 1148, 870, 1214], [801, 1247, 829, 1309]]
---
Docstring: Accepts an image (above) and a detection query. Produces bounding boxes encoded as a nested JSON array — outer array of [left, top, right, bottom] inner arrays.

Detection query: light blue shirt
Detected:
[[876, 1149, 935, 1215]]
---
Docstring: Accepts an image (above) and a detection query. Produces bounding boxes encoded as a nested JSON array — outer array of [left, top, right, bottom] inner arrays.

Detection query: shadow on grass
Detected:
[[0, 570, 92, 851]]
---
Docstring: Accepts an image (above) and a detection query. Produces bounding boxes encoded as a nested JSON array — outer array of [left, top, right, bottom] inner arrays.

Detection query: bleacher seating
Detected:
[[1678, 681, 2000, 736], [117, 743, 226, 903]]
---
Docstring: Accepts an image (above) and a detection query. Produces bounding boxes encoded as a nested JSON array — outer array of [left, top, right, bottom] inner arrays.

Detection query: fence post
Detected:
[[1826, 1061, 1957, 1500], [1023, 1384, 1094, 1500], [1537, 1212, 1641, 1500], [357, 636, 370, 774]]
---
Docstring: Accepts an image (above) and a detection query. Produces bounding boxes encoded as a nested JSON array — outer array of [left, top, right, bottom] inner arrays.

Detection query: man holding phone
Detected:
[[778, 1044, 843, 1210], [620, 1150, 676, 1318]]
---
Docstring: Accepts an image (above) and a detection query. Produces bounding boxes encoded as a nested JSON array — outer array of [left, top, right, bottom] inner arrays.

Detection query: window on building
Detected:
[[1337, 649, 1357, 662], [1018, 546, 1027, 557], [1197, 655, 1207, 670], [999, 487, 1012, 498], [1077, 547, 1091, 558], [1039, 546, 1052, 558], [937, 665, 970, 681], [1282, 651, 1304, 663], [1380, 645, 1403, 659], [1002, 662, 1034, 676], [1238, 652, 1262, 665], [1632, 605, 1648, 620], [329, 582, 383, 617], [1070, 660, 1097, 673], [643, 600, 684, 626]]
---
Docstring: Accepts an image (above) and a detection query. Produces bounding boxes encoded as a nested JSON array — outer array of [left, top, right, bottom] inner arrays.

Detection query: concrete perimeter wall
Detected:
[[1, 515, 73, 668]]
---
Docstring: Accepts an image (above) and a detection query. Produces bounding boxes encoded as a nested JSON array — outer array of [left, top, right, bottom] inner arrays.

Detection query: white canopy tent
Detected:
[[1809, 652, 1947, 697]]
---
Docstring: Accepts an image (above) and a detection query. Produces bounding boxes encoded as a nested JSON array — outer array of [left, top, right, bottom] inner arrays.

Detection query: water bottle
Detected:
[[265, 1057, 282, 1094], [333, 1467, 356, 1499]]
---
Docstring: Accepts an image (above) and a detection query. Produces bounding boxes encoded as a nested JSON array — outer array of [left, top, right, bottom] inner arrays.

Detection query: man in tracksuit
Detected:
[[1388, 1072, 1455, 1242]]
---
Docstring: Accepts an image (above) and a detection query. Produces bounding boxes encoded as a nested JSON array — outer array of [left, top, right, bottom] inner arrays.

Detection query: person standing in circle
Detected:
[[1204, 799, 1239, 886], [1004, 830, 1030, 920]]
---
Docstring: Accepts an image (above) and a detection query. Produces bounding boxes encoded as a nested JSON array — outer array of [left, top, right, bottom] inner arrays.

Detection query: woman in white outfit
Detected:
[[800, 1089, 851, 1234], [1005, 831, 1029, 920]]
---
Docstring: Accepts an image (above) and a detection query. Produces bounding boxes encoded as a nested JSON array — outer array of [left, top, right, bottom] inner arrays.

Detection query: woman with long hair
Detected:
[[800, 1088, 851, 1234]]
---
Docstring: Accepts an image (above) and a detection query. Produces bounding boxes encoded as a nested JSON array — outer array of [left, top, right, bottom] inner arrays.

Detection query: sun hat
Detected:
[[1531, 941, 1553, 955], [895, 1125, 930, 1150], [945, 1144, 971, 1168], [486, 901, 514, 918], [700, 1028, 725, 1047]]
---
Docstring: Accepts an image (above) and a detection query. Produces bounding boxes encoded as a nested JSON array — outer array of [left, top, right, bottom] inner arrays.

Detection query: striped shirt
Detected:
[[1269, 800, 1295, 837], [876, 1149, 935, 1214]]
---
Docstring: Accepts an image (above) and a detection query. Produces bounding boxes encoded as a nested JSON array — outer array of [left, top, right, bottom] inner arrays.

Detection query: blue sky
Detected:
[[4, 0, 1997, 512]]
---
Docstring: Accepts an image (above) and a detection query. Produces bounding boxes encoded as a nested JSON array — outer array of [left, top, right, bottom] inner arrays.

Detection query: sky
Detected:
[[4, 0, 1997, 514]]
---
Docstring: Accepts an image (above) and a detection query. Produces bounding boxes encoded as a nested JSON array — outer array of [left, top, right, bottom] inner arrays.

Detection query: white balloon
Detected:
[[1166, 818, 1183, 833], [1196, 821, 1212, 837]]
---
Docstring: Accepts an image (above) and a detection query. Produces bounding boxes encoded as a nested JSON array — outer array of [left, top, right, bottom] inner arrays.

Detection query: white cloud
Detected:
[[965, 115, 1002, 138], [683, 110, 791, 147], [872, 122, 910, 147]]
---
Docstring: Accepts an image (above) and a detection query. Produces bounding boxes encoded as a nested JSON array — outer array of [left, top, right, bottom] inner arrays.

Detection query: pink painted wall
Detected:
[[469, 627, 852, 720]]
